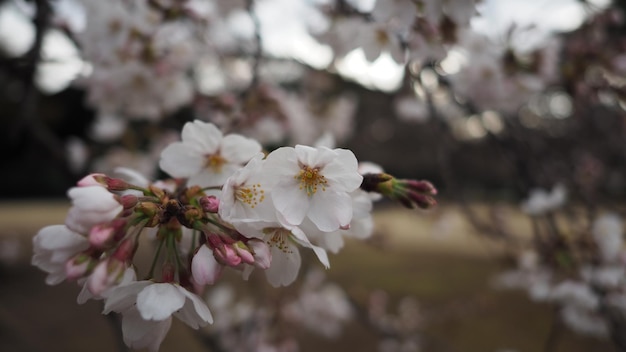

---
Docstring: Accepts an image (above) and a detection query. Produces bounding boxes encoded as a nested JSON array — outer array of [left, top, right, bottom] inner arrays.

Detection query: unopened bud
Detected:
[[65, 253, 92, 280], [112, 238, 137, 262], [120, 194, 139, 209], [183, 186, 203, 202], [89, 225, 115, 248], [248, 239, 271, 269], [77, 173, 107, 187], [161, 262, 176, 283], [406, 180, 438, 195], [408, 191, 437, 209], [360, 173, 394, 193], [200, 196, 220, 213], [233, 241, 255, 265], [105, 177, 133, 191], [135, 202, 160, 218]]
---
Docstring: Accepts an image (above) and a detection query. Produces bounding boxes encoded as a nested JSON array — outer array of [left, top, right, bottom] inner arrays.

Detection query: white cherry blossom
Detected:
[[65, 185, 123, 234], [104, 280, 213, 351], [159, 120, 262, 187], [261, 145, 363, 232], [32, 225, 90, 285]]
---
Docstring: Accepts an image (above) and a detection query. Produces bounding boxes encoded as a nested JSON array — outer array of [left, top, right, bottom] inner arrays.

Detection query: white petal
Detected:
[[308, 191, 353, 232], [266, 242, 301, 287], [103, 281, 152, 314], [121, 308, 172, 352], [271, 184, 310, 226], [322, 149, 362, 192], [221, 134, 262, 164], [137, 283, 186, 321], [159, 142, 205, 177], [113, 167, 150, 188], [33, 225, 88, 251], [181, 120, 222, 153], [175, 286, 214, 327], [290, 227, 330, 268], [294, 145, 335, 167], [263, 147, 299, 178]]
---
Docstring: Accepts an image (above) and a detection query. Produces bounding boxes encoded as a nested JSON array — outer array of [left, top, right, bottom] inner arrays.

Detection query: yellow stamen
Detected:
[[235, 183, 265, 209], [206, 153, 227, 173], [294, 166, 328, 197]]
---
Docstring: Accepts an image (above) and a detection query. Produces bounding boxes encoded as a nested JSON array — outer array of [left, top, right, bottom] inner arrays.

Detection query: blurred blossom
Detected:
[[520, 183, 567, 215]]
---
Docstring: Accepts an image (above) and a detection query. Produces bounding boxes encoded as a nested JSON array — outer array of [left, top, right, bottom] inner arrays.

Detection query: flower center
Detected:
[[295, 166, 328, 197], [264, 228, 293, 254], [206, 153, 227, 173], [235, 183, 265, 208]]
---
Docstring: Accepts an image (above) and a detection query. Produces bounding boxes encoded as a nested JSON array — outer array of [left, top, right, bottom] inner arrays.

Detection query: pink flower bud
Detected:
[[233, 242, 255, 265], [191, 245, 222, 285], [120, 194, 138, 209], [87, 259, 125, 296], [248, 239, 271, 269], [65, 254, 91, 280], [77, 173, 106, 187], [215, 245, 242, 266], [112, 238, 136, 262], [200, 196, 220, 213], [105, 177, 132, 191], [89, 225, 114, 248]]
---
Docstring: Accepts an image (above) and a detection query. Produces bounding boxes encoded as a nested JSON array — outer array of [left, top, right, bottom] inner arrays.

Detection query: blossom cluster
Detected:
[[496, 186, 626, 340], [32, 120, 436, 351]]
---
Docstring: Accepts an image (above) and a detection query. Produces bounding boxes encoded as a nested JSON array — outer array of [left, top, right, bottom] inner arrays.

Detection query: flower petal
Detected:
[[121, 308, 172, 352], [175, 286, 214, 327], [181, 120, 222, 153], [266, 240, 301, 287], [271, 183, 310, 226], [137, 283, 185, 321], [159, 142, 205, 178], [221, 134, 262, 164], [308, 191, 352, 232]]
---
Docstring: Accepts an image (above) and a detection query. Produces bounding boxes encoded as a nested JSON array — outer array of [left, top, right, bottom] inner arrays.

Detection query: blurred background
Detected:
[[1, 0, 626, 351]]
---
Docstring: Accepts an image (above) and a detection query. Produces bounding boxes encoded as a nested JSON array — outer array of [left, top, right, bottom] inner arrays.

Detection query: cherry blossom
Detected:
[[159, 120, 262, 188], [32, 225, 90, 285], [103, 280, 213, 351], [261, 145, 363, 232]]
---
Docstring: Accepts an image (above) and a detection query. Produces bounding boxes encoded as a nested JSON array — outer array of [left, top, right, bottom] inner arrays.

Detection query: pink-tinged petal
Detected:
[[290, 227, 330, 268], [77, 173, 105, 187], [175, 286, 214, 327], [181, 120, 222, 153], [159, 142, 205, 178], [266, 242, 301, 287], [221, 134, 262, 164], [307, 191, 353, 232], [137, 283, 185, 321], [191, 246, 222, 286], [248, 239, 272, 269], [121, 308, 172, 352], [271, 184, 310, 226]]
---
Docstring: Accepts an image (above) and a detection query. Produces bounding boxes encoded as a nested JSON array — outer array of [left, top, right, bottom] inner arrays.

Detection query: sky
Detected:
[[0, 0, 613, 94]]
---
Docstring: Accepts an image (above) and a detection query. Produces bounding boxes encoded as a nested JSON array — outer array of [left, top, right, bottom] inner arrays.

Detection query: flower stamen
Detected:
[[295, 166, 328, 197], [235, 183, 265, 208], [205, 153, 227, 173]]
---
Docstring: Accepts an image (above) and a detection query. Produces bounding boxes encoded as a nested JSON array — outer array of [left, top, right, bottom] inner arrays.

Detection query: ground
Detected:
[[0, 200, 615, 352]]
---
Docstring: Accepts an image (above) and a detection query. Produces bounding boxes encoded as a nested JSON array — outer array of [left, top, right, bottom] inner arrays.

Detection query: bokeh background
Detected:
[[1, 0, 625, 351]]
